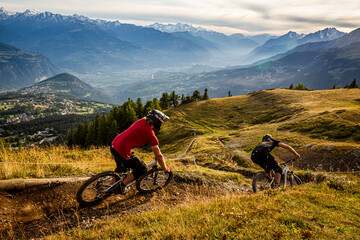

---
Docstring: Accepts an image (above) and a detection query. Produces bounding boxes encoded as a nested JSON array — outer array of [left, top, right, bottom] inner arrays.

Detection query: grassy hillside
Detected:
[[1, 88, 359, 239], [159, 88, 360, 171], [1, 88, 359, 179]]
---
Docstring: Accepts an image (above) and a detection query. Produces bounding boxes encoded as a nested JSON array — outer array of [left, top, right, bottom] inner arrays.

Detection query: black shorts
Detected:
[[110, 146, 148, 180], [251, 151, 282, 174]]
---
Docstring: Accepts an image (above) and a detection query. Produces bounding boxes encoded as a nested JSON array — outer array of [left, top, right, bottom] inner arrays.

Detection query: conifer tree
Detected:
[[144, 100, 155, 115], [191, 90, 202, 101], [345, 78, 359, 88], [78, 122, 88, 148], [97, 115, 108, 145], [114, 106, 125, 130], [153, 97, 162, 110], [107, 108, 116, 123], [122, 104, 138, 129], [160, 92, 171, 109], [107, 120, 118, 145], [136, 98, 144, 118], [126, 98, 137, 111], [293, 83, 309, 90], [70, 126, 80, 146], [93, 114, 101, 145], [170, 91, 179, 107], [228, 90, 232, 97], [202, 88, 209, 100], [85, 121, 97, 147], [181, 94, 186, 104]]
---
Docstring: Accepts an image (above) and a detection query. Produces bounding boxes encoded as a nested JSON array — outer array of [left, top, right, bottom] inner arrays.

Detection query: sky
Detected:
[[1, 0, 359, 35]]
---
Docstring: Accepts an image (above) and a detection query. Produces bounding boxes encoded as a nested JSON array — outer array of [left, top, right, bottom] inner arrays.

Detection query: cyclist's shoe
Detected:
[[113, 183, 128, 195], [273, 183, 281, 189]]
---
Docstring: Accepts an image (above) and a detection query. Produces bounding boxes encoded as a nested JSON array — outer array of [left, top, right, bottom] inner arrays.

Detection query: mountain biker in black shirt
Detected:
[[251, 134, 300, 188]]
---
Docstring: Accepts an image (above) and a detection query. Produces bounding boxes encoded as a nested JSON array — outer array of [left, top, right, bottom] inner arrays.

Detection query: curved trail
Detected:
[[0, 174, 251, 239], [0, 109, 255, 239]]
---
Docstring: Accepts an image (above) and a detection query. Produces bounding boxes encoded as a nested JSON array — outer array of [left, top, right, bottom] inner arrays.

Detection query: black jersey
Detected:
[[252, 139, 280, 155]]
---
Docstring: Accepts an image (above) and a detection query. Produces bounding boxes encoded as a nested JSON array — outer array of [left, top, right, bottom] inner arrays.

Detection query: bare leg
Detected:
[[123, 173, 135, 185], [275, 172, 281, 184]]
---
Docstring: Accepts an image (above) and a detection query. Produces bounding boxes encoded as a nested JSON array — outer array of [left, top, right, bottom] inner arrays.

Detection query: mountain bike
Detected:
[[76, 159, 173, 206], [252, 158, 302, 193]]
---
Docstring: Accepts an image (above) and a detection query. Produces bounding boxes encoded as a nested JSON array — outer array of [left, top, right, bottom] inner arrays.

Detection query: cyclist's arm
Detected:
[[278, 142, 300, 159], [151, 145, 168, 171]]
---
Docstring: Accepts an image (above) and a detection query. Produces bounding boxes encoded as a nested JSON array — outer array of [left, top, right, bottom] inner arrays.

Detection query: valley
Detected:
[[0, 6, 360, 240]]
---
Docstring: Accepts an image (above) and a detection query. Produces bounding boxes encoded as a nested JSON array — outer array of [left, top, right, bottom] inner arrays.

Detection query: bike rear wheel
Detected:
[[76, 171, 121, 206], [252, 172, 273, 193], [136, 167, 173, 193]]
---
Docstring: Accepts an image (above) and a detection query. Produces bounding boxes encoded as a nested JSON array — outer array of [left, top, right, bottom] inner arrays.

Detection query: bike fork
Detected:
[[283, 171, 288, 189]]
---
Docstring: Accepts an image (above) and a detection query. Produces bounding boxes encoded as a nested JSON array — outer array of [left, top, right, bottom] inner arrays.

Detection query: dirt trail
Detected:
[[0, 173, 252, 240], [0, 111, 255, 239]]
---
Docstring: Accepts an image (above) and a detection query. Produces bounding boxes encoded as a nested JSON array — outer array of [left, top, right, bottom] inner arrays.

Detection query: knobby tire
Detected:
[[292, 174, 302, 185], [136, 168, 173, 193], [76, 171, 121, 207], [252, 172, 272, 193]]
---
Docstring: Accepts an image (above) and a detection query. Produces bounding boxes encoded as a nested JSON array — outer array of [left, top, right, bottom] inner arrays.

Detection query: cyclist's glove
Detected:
[[165, 167, 171, 173]]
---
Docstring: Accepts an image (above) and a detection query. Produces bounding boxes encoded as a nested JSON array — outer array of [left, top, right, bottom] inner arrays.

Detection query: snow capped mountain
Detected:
[[299, 27, 345, 44], [0, 8, 85, 24], [23, 9, 41, 16], [248, 27, 346, 62], [148, 23, 208, 33]]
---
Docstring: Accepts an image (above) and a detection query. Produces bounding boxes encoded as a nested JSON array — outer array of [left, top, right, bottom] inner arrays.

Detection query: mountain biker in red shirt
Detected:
[[251, 134, 300, 188], [110, 109, 170, 194]]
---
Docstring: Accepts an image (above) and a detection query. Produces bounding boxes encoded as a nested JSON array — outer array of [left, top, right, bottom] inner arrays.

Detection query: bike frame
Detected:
[[281, 159, 295, 189], [282, 165, 290, 188], [263, 159, 294, 190], [101, 159, 159, 193]]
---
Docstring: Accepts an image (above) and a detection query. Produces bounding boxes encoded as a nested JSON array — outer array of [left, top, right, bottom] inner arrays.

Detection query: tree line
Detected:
[[287, 79, 359, 91], [68, 89, 210, 148]]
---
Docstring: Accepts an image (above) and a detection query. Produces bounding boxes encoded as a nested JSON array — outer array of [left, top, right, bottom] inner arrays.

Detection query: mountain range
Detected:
[[110, 28, 360, 101], [0, 41, 59, 91], [248, 28, 345, 62], [0, 7, 358, 102]]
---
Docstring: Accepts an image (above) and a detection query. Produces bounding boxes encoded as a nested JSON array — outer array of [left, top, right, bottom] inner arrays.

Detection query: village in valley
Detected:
[[0, 93, 112, 148]]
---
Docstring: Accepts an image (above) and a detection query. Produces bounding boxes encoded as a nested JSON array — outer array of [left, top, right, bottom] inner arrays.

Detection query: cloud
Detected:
[[1, 0, 359, 34]]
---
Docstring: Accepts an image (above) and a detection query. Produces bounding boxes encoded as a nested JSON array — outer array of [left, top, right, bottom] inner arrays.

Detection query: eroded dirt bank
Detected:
[[0, 173, 252, 240]]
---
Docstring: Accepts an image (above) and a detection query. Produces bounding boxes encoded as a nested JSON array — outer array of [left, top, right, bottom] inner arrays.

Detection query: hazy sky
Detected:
[[1, 0, 359, 35]]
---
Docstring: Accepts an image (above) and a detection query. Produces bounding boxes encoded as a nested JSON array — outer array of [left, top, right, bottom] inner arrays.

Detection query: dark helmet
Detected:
[[262, 134, 273, 142], [146, 109, 169, 132]]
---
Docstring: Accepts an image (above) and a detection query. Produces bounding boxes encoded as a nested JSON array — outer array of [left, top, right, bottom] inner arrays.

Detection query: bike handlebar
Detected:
[[280, 158, 296, 166]]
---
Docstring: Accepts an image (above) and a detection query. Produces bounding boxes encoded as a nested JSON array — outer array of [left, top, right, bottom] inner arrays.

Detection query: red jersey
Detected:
[[112, 119, 159, 159]]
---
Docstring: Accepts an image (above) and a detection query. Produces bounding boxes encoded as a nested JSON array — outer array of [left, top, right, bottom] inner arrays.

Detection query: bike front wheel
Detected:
[[289, 174, 302, 186], [76, 171, 121, 206], [136, 168, 173, 193], [252, 172, 273, 193]]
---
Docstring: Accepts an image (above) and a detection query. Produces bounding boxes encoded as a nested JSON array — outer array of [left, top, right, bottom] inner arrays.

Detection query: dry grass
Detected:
[[0, 144, 115, 179], [46, 177, 360, 240]]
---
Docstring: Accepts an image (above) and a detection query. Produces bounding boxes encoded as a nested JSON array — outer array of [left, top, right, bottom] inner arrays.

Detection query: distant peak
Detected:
[[24, 9, 41, 15], [0, 7, 16, 16], [284, 31, 302, 39], [147, 22, 208, 33]]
